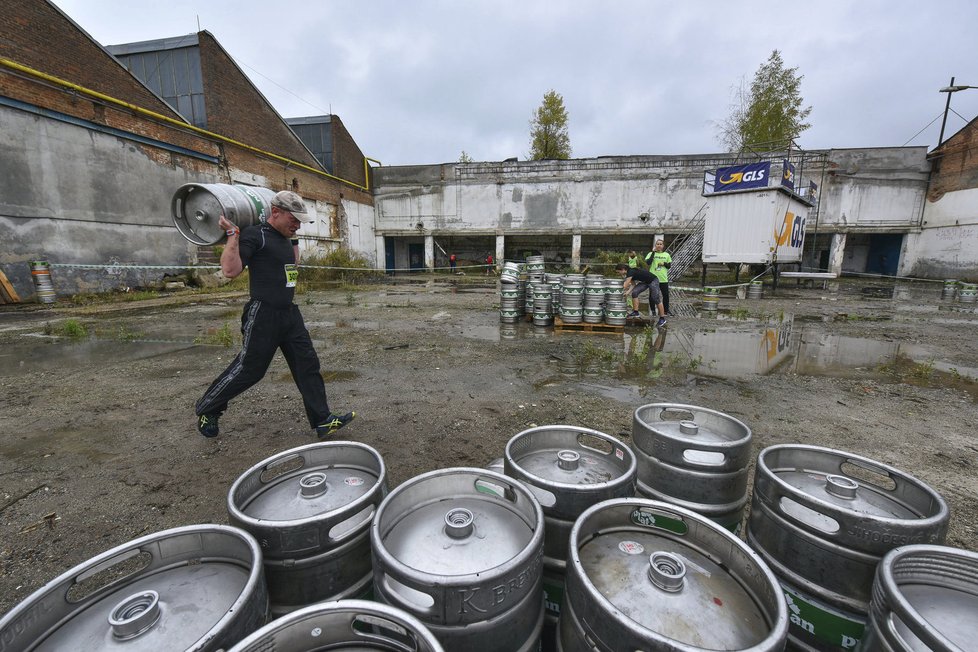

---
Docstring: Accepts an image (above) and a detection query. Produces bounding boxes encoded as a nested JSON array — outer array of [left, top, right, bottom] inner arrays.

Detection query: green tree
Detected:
[[529, 90, 571, 160], [458, 150, 473, 163], [717, 50, 812, 152]]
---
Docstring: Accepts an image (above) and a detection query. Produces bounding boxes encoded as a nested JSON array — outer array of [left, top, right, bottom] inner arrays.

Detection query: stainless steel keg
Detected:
[[371, 467, 544, 652], [748, 445, 950, 651], [227, 599, 444, 652], [171, 183, 278, 245], [0, 524, 268, 651], [504, 425, 636, 644], [227, 441, 387, 616], [559, 499, 788, 651], [861, 545, 978, 652], [632, 403, 752, 532]]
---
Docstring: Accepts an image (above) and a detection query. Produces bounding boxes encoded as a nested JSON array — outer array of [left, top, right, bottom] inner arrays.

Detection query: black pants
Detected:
[[195, 299, 331, 428], [660, 282, 670, 314]]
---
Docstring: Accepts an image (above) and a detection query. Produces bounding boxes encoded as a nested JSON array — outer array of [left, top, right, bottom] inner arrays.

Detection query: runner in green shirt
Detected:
[[645, 240, 672, 315]]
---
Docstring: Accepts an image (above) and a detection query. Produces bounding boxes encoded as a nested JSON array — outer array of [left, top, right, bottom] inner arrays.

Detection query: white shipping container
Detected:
[[702, 187, 811, 264]]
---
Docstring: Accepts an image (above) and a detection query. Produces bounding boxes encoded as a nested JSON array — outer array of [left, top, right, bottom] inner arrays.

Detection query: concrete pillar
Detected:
[[572, 233, 582, 271], [495, 234, 505, 272], [828, 233, 847, 275], [424, 234, 435, 272]]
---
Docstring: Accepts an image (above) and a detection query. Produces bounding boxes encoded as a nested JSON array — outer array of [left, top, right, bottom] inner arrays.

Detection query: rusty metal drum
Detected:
[[632, 403, 752, 533], [371, 467, 544, 652], [558, 498, 788, 651], [861, 545, 978, 652], [171, 182, 277, 245], [0, 524, 268, 651], [504, 425, 635, 647], [227, 441, 387, 616], [227, 599, 444, 652], [747, 445, 950, 651]]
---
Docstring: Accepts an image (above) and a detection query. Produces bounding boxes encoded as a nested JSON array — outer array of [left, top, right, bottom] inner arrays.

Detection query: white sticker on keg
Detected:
[[344, 476, 364, 486], [619, 540, 645, 555], [615, 448, 624, 460]]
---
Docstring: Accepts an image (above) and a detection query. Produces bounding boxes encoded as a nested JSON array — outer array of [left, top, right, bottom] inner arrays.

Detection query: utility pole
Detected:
[[938, 76, 955, 148]]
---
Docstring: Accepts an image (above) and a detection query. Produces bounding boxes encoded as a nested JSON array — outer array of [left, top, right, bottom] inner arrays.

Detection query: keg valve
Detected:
[[557, 450, 581, 471], [648, 552, 686, 593], [445, 508, 475, 539], [108, 590, 162, 639], [824, 474, 859, 499]]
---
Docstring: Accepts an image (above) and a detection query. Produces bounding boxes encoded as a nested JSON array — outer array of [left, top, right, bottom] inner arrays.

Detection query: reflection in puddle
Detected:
[[1, 336, 200, 376], [533, 315, 977, 399]]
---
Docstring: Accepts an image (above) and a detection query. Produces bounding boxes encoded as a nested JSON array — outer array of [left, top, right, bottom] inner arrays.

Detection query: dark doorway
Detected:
[[384, 237, 395, 274], [865, 234, 903, 276], [408, 243, 425, 271]]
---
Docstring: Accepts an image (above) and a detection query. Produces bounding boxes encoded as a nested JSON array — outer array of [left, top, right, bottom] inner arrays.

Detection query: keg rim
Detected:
[[371, 467, 544, 585], [227, 599, 445, 652], [227, 440, 387, 528], [504, 424, 637, 491], [755, 444, 950, 527], [567, 497, 788, 649], [0, 524, 264, 646], [633, 402, 752, 449]]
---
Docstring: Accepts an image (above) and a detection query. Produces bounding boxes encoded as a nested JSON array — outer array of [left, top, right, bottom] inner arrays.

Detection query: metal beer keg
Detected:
[[0, 525, 268, 651], [559, 499, 788, 651], [747, 445, 950, 651], [861, 545, 978, 652], [227, 599, 444, 652], [171, 183, 278, 246], [227, 441, 387, 616], [632, 403, 752, 532], [504, 425, 636, 647], [371, 467, 544, 652]]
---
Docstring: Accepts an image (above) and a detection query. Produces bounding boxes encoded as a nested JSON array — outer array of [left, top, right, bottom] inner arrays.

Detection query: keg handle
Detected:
[[378, 573, 436, 616], [350, 612, 428, 651]]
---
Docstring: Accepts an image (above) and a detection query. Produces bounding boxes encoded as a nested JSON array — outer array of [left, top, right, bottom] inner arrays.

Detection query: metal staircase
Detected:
[[664, 202, 708, 317]]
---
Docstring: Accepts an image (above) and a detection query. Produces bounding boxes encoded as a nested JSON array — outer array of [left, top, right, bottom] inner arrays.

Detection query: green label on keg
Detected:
[[630, 507, 688, 535], [542, 577, 564, 617], [238, 185, 268, 222], [782, 584, 865, 650]]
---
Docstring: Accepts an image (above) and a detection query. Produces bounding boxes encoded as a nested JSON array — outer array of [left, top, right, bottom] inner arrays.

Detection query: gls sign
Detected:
[[713, 162, 771, 193], [775, 211, 806, 249]]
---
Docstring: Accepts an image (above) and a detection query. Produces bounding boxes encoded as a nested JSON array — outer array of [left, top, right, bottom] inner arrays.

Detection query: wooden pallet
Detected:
[[0, 269, 21, 304], [554, 316, 623, 333]]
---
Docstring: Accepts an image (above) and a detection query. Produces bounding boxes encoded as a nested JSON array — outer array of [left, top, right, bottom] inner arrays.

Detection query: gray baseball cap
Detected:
[[271, 190, 312, 222]]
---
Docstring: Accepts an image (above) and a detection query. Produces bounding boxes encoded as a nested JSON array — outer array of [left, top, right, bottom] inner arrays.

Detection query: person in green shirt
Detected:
[[645, 239, 672, 315], [626, 250, 643, 269]]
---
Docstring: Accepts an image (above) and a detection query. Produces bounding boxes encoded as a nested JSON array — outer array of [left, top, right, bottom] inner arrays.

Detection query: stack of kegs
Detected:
[[546, 273, 563, 312], [959, 282, 977, 304], [748, 280, 764, 299], [502, 425, 637, 649], [582, 276, 606, 324], [631, 403, 752, 533], [560, 275, 585, 323], [532, 281, 554, 326], [941, 279, 958, 301], [30, 260, 57, 304], [227, 441, 388, 616], [526, 254, 546, 275], [371, 468, 545, 651], [500, 261, 526, 323], [604, 279, 628, 326], [702, 286, 720, 311], [747, 444, 950, 651]]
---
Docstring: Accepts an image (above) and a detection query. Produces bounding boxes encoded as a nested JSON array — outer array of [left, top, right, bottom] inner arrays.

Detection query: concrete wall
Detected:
[[903, 188, 978, 280]]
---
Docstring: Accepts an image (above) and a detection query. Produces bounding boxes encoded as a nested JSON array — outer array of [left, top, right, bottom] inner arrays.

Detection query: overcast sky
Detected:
[[51, 0, 978, 166]]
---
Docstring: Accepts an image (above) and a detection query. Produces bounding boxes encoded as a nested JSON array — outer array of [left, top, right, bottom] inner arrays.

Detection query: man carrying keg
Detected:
[[195, 190, 355, 439], [615, 263, 667, 327]]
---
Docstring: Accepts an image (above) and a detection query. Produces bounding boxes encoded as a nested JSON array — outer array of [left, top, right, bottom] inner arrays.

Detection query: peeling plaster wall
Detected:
[[903, 188, 978, 280], [0, 108, 211, 298]]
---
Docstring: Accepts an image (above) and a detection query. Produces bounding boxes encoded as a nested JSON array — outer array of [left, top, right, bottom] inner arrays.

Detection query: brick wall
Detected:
[[330, 115, 369, 187], [929, 119, 978, 200]]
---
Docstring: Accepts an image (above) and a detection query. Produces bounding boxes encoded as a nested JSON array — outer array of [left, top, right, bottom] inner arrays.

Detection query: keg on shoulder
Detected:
[[0, 525, 268, 651], [227, 599, 444, 652], [747, 445, 950, 651], [172, 183, 278, 245], [227, 441, 387, 616], [559, 498, 788, 651], [632, 403, 752, 532], [371, 467, 544, 652], [861, 545, 978, 652], [503, 425, 636, 646]]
